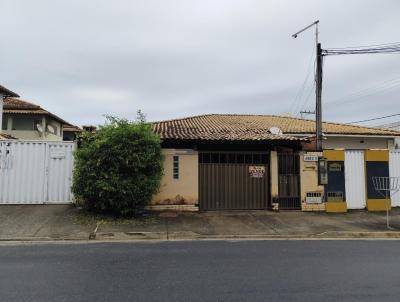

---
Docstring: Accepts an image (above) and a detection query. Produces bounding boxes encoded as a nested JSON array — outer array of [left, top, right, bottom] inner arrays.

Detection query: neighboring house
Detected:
[[63, 124, 83, 141], [0, 85, 19, 140], [150, 114, 400, 213], [1, 97, 81, 141]]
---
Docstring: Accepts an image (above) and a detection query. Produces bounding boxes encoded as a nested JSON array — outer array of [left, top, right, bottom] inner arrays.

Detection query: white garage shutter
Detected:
[[389, 151, 400, 207], [345, 150, 366, 209]]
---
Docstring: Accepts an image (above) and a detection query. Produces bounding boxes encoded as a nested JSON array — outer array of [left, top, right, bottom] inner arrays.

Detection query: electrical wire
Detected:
[[347, 113, 400, 124], [289, 46, 316, 116], [325, 41, 400, 50], [323, 44, 400, 56], [325, 76, 400, 106]]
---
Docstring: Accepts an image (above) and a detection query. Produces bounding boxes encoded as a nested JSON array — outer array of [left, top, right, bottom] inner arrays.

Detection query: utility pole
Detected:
[[292, 20, 323, 151], [316, 43, 323, 151]]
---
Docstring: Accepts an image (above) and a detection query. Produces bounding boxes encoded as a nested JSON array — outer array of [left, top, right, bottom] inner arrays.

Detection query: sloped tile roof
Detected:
[[63, 124, 82, 132], [152, 114, 400, 141], [3, 98, 79, 131], [3, 98, 39, 109]]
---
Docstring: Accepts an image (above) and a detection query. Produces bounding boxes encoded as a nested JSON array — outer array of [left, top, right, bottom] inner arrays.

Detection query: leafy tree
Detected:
[[72, 112, 163, 217]]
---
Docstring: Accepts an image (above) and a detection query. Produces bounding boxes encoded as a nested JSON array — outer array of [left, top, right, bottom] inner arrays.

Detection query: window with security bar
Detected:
[[173, 156, 179, 179], [327, 191, 344, 202]]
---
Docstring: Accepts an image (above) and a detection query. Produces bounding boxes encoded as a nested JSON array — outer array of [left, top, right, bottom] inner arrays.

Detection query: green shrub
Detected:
[[72, 113, 163, 217]]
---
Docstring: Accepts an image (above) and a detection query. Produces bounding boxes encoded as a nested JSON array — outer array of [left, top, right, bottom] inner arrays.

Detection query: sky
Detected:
[[1, 0, 399, 127]]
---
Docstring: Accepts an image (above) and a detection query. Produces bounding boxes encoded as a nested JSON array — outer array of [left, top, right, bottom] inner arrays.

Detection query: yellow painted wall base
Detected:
[[367, 199, 391, 212], [325, 202, 347, 213]]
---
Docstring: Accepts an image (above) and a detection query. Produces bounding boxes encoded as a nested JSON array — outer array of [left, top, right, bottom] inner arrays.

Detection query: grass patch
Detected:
[[72, 209, 159, 226]]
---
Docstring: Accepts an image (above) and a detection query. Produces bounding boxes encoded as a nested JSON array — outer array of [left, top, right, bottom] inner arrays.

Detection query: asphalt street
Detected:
[[1, 240, 400, 302]]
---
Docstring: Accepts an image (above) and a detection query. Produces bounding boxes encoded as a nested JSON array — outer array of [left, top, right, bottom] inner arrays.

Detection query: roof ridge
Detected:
[[153, 113, 400, 134], [152, 113, 400, 136]]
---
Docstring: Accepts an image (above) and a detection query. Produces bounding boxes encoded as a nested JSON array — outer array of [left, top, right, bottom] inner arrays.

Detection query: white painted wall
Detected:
[[390, 151, 400, 207], [324, 136, 393, 150]]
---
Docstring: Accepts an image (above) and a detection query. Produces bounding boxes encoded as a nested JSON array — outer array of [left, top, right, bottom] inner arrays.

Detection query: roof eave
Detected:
[[286, 132, 400, 138], [159, 137, 309, 143], [0, 86, 19, 97], [3, 109, 71, 126]]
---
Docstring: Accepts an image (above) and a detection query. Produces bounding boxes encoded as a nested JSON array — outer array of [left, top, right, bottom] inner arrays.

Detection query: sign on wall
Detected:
[[249, 165, 265, 178], [304, 152, 322, 162], [50, 149, 66, 159], [329, 162, 342, 172]]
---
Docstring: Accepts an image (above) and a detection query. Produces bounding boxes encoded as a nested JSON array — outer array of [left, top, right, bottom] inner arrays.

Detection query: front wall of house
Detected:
[[323, 136, 392, 150], [152, 149, 199, 207], [2, 114, 62, 141], [2, 130, 62, 141], [299, 151, 325, 211]]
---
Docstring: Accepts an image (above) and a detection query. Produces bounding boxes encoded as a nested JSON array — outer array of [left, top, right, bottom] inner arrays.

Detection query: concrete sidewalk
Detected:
[[1, 205, 400, 241]]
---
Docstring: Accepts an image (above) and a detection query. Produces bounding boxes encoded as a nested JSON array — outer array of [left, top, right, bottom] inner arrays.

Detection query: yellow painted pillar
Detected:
[[323, 149, 347, 213], [365, 150, 390, 211]]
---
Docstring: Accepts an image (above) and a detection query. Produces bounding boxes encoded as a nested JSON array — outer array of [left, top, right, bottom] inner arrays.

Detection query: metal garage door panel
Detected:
[[345, 150, 366, 209], [199, 152, 269, 210], [390, 151, 400, 207]]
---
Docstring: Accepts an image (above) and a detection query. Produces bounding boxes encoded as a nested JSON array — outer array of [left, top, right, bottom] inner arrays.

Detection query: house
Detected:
[[1, 97, 81, 141], [0, 85, 19, 140], [63, 124, 83, 141], [150, 114, 400, 213]]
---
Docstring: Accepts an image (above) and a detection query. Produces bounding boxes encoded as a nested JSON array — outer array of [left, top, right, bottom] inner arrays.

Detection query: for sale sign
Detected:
[[249, 165, 265, 178]]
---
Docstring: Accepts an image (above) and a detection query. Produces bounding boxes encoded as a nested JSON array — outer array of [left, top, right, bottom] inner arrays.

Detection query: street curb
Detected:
[[2, 231, 400, 243]]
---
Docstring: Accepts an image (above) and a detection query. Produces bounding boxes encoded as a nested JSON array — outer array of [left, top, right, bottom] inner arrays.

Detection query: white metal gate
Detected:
[[345, 150, 366, 209], [0, 140, 75, 204], [389, 150, 400, 207]]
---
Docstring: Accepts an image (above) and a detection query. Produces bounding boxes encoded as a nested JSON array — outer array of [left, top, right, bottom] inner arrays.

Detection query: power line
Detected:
[[296, 84, 315, 117], [347, 113, 400, 124], [325, 76, 400, 106], [289, 45, 316, 116], [325, 41, 400, 50], [383, 123, 400, 129], [323, 44, 400, 56]]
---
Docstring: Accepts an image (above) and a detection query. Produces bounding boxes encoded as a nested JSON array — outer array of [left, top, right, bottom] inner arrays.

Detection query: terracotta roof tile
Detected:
[[3, 98, 39, 109], [152, 114, 400, 141], [3, 98, 80, 131], [63, 124, 82, 132]]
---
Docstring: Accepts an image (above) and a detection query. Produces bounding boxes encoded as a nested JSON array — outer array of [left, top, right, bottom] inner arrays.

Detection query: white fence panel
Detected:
[[389, 151, 400, 207], [345, 150, 366, 209], [0, 140, 74, 204], [0, 141, 46, 203], [47, 143, 74, 202]]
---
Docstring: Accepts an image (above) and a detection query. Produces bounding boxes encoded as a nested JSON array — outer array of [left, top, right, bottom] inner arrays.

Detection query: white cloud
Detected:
[[0, 0, 399, 126]]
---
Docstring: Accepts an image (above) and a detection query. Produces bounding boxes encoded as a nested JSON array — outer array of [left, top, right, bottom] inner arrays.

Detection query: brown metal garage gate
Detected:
[[199, 152, 270, 210]]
